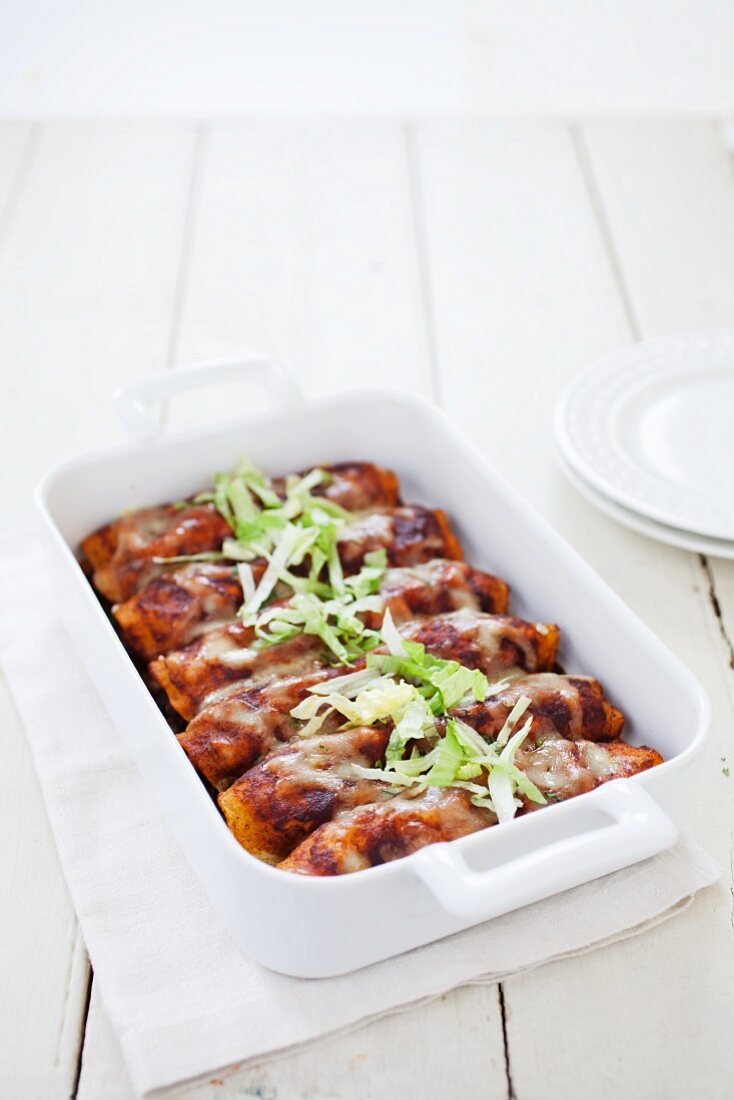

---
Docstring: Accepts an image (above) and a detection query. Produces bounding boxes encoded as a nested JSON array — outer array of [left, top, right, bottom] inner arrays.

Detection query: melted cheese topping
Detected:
[[518, 739, 630, 798]]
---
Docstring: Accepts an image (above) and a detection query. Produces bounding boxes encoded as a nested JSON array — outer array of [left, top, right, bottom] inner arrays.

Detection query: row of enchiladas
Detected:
[[80, 460, 662, 876]]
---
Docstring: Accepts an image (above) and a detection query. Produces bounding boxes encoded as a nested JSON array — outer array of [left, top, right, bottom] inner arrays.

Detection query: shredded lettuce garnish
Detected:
[[149, 456, 390, 663], [250, 591, 383, 664], [293, 631, 546, 822], [366, 636, 493, 714], [210, 460, 353, 567], [240, 523, 320, 615], [291, 676, 418, 738], [242, 549, 387, 664], [375, 695, 540, 809], [380, 608, 407, 656], [236, 562, 256, 605], [342, 553, 388, 600], [384, 694, 437, 762], [358, 697, 544, 822], [151, 550, 224, 565], [213, 458, 282, 532], [212, 461, 384, 630], [308, 666, 382, 697]]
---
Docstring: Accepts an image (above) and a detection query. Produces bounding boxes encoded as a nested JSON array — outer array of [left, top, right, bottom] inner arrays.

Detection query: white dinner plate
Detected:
[[557, 452, 734, 560], [556, 331, 734, 541]]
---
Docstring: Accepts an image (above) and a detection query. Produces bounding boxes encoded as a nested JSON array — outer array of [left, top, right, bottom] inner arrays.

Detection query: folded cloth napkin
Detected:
[[0, 534, 720, 1098]]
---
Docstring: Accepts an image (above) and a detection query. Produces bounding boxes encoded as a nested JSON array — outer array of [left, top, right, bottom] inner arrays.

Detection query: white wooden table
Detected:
[[2, 117, 733, 1100]]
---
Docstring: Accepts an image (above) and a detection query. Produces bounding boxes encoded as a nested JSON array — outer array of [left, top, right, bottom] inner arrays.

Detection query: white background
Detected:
[[1, 0, 734, 117]]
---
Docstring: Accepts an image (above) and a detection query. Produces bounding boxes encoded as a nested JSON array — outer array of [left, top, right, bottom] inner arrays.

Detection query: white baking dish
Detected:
[[35, 357, 709, 978]]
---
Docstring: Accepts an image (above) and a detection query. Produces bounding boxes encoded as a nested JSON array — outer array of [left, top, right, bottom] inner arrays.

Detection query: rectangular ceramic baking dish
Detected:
[[35, 356, 709, 977]]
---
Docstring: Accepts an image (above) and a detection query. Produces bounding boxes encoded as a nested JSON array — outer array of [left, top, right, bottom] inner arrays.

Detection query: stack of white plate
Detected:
[[555, 330, 734, 559]]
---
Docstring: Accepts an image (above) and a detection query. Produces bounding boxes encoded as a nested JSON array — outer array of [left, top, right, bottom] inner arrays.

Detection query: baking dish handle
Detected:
[[112, 356, 303, 442], [411, 781, 677, 921]]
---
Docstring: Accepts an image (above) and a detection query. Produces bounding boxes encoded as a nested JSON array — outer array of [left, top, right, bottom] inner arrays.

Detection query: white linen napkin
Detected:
[[0, 534, 720, 1098]]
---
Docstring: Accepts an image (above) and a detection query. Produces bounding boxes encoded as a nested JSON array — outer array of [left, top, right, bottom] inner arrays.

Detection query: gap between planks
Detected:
[[498, 985, 516, 1100], [700, 555, 734, 671], [161, 120, 209, 423], [0, 122, 40, 251], [404, 121, 443, 406], [571, 124, 642, 339], [71, 965, 94, 1100]]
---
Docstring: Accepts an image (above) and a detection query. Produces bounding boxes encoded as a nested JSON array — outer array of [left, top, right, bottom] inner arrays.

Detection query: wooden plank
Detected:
[[414, 118, 734, 1099], [0, 120, 198, 530], [76, 121, 508, 1097], [0, 675, 90, 1100], [581, 119, 734, 336], [0, 121, 34, 236], [78, 982, 507, 1100], [165, 121, 433, 431], [0, 121, 198, 1099]]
